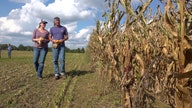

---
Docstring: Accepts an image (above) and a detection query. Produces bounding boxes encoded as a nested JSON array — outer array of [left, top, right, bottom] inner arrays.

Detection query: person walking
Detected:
[[49, 17, 68, 80], [7, 44, 12, 59], [32, 20, 49, 79]]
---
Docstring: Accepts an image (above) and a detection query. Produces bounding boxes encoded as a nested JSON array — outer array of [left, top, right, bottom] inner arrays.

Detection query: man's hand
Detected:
[[52, 40, 60, 43]]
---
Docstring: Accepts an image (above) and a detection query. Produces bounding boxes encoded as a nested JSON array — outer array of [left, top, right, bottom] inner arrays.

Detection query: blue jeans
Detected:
[[33, 47, 48, 77], [52, 44, 65, 76], [8, 51, 11, 58]]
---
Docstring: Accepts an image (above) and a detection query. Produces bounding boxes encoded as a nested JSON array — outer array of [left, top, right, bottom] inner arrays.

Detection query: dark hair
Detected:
[[54, 17, 60, 20], [54, 17, 60, 26]]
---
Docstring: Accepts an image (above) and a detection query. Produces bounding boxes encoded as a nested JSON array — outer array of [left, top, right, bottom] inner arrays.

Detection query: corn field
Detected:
[[87, 0, 192, 107]]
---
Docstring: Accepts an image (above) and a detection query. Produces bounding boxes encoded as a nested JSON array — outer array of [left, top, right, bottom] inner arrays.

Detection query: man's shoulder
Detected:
[[60, 26, 67, 31], [50, 26, 66, 30], [50, 26, 63, 29]]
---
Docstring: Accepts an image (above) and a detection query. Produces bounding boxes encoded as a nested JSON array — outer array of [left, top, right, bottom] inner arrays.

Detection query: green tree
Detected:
[[18, 44, 25, 50]]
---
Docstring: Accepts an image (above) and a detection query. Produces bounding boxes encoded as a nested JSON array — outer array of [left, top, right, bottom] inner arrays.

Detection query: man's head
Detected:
[[54, 17, 60, 26], [54, 17, 60, 21]]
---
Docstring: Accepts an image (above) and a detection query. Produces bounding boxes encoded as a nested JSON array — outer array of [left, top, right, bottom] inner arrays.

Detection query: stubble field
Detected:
[[0, 50, 121, 108]]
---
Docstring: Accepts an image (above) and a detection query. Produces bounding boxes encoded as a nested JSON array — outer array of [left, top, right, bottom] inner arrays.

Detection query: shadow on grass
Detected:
[[45, 70, 94, 79], [66, 70, 94, 78]]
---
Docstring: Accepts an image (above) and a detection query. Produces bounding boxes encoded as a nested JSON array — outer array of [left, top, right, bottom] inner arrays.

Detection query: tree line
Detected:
[[0, 44, 85, 53]]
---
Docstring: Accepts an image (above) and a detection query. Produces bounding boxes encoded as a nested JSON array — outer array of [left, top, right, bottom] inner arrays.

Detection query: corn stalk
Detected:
[[87, 0, 192, 107]]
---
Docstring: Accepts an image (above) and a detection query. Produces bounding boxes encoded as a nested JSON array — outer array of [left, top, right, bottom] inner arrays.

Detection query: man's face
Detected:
[[54, 19, 60, 26]]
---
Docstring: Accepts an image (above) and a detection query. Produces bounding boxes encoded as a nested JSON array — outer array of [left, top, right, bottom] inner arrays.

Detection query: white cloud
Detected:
[[75, 28, 91, 39], [0, 17, 22, 33], [0, 36, 12, 40], [0, 36, 13, 45], [66, 26, 94, 49], [0, 0, 103, 48], [74, 0, 103, 10], [65, 22, 77, 33], [21, 31, 32, 35], [44, 0, 95, 22]]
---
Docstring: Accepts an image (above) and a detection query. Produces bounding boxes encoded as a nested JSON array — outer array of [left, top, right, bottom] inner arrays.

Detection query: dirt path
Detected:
[[59, 53, 121, 108], [69, 72, 121, 108]]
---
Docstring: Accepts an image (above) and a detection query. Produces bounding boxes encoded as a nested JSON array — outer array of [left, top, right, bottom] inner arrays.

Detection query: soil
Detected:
[[0, 51, 121, 108]]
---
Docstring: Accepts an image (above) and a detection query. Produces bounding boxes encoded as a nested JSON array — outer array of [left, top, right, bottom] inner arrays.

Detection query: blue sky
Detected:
[[0, 0, 162, 49], [0, 0, 104, 49], [0, 1, 24, 17]]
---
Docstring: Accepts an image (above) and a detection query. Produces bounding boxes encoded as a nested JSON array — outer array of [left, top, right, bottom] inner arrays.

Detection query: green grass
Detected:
[[0, 51, 121, 108]]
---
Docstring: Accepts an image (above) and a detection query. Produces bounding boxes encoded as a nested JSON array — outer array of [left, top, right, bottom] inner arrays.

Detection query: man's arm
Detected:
[[59, 35, 68, 43], [64, 35, 68, 41], [49, 34, 54, 42]]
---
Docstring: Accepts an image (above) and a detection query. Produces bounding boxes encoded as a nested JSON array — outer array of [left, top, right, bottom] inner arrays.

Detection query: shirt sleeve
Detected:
[[64, 27, 68, 35], [49, 28, 53, 36]]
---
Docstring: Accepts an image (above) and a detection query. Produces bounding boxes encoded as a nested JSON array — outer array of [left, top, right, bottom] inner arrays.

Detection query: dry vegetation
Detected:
[[87, 0, 192, 107]]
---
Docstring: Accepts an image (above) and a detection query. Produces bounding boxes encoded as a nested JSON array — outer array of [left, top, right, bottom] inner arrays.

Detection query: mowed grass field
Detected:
[[0, 50, 121, 108]]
